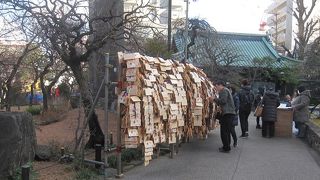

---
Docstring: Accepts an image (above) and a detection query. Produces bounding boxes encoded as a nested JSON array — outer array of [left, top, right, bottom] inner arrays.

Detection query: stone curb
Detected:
[[305, 121, 320, 155]]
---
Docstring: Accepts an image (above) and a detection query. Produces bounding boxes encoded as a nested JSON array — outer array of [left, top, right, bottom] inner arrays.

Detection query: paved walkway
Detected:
[[124, 114, 320, 180]]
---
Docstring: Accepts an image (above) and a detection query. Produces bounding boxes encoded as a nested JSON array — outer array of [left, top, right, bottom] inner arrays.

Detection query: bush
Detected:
[[74, 167, 98, 180], [107, 155, 117, 169], [121, 148, 142, 162], [107, 148, 142, 169], [12, 162, 38, 180], [58, 83, 71, 98], [25, 106, 42, 115]]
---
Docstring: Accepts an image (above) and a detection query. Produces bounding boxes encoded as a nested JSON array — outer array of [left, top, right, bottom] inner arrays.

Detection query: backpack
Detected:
[[239, 89, 254, 110]]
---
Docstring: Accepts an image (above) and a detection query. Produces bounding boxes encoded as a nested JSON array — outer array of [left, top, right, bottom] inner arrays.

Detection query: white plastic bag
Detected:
[[292, 121, 298, 135]]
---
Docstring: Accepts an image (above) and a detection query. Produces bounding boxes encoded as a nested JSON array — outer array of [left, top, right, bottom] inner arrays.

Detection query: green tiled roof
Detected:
[[172, 31, 300, 68]]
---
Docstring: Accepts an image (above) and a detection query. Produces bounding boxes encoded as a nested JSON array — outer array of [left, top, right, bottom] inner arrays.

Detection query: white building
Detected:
[[265, 0, 293, 51], [265, 0, 320, 51]]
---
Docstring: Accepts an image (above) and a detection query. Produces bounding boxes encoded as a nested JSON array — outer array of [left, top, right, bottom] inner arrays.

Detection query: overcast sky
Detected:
[[188, 0, 273, 34]]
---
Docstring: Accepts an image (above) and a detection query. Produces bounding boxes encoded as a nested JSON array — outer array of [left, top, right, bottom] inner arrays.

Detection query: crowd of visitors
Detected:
[[211, 79, 311, 153]]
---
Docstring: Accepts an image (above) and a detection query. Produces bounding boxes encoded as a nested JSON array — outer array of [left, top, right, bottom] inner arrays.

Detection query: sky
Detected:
[[188, 0, 273, 34]]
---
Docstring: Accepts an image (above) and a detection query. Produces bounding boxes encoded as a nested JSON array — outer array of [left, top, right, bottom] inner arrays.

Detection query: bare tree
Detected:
[[0, 40, 38, 111], [186, 20, 241, 82], [0, 0, 158, 147], [304, 36, 320, 80], [23, 48, 69, 111], [0, 0, 40, 110], [293, 0, 319, 60], [198, 34, 242, 82]]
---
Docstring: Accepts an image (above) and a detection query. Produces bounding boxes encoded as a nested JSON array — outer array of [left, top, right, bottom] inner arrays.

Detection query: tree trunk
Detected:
[[5, 84, 11, 112], [0, 82, 3, 110], [70, 62, 104, 148], [40, 76, 48, 112], [29, 84, 34, 106]]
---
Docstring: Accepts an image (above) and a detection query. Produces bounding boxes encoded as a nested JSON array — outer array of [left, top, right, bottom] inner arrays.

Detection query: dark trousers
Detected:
[[295, 121, 307, 138], [239, 110, 250, 135], [230, 125, 237, 144], [262, 121, 275, 137], [220, 114, 234, 151], [256, 116, 260, 126]]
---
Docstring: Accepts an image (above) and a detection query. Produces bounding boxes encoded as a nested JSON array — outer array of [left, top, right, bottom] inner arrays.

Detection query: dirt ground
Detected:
[[35, 108, 119, 145], [33, 161, 75, 180], [10, 106, 119, 180]]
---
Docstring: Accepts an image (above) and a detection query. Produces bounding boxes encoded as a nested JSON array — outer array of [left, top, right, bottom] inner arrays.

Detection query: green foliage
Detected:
[[275, 66, 299, 85], [144, 36, 172, 59], [107, 148, 142, 169], [74, 167, 98, 180], [107, 155, 117, 169], [121, 148, 142, 162], [310, 98, 320, 106], [304, 37, 320, 80], [252, 56, 299, 85], [12, 162, 38, 180], [58, 83, 71, 98], [25, 106, 42, 115]]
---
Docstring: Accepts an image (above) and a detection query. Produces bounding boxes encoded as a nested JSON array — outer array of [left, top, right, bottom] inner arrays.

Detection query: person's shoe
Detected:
[[219, 147, 230, 153], [244, 132, 249, 137], [239, 134, 246, 138], [233, 141, 237, 147], [256, 125, 262, 129]]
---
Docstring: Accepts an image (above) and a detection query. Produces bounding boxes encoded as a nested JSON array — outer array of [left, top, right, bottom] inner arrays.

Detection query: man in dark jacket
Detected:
[[238, 79, 254, 137], [213, 80, 236, 153], [261, 88, 280, 138]]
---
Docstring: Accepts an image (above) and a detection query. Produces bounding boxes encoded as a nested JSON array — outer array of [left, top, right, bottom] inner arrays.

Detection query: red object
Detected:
[[55, 87, 60, 97], [116, 145, 122, 153], [260, 21, 267, 26], [259, 21, 267, 31], [117, 81, 123, 89]]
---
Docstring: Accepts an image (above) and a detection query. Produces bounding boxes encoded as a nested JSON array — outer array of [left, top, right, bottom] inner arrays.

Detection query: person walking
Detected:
[[212, 80, 236, 153], [261, 88, 280, 138], [238, 79, 254, 137], [229, 86, 239, 147], [291, 86, 311, 138]]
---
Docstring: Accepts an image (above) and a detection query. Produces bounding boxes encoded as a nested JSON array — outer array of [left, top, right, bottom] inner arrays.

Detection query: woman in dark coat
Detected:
[[261, 88, 280, 138]]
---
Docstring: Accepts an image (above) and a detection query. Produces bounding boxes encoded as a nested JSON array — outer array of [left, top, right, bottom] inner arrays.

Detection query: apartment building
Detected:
[[266, 0, 293, 50], [266, 0, 320, 51]]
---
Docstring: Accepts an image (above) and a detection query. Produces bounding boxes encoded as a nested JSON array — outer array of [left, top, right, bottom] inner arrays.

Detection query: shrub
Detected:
[[74, 166, 98, 180], [122, 148, 142, 162], [107, 155, 117, 169], [12, 162, 38, 180], [107, 148, 142, 169], [25, 106, 42, 115], [58, 83, 71, 98]]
